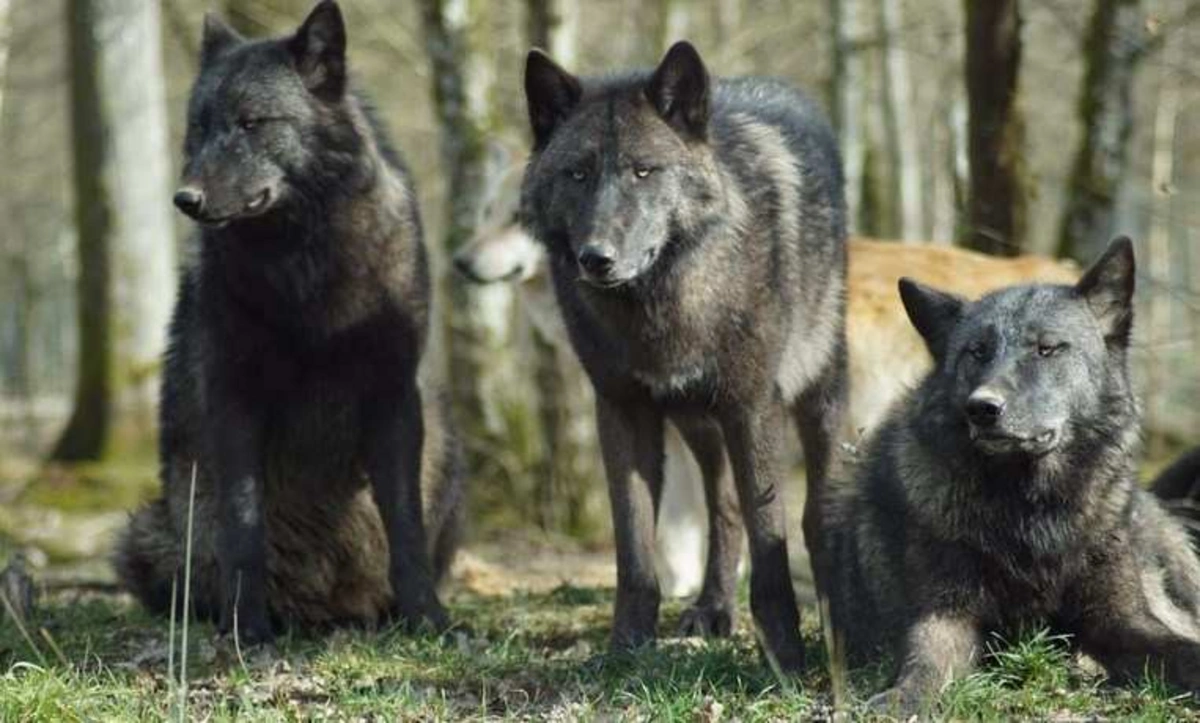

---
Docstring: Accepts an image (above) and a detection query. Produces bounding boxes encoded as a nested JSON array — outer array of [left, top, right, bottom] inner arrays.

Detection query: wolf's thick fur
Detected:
[[113, 1, 463, 641], [520, 42, 847, 669], [826, 238, 1200, 713]]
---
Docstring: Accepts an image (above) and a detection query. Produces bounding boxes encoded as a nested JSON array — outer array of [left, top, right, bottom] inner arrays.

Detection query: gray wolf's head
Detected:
[[174, 1, 358, 228], [520, 41, 723, 289], [900, 237, 1136, 460]]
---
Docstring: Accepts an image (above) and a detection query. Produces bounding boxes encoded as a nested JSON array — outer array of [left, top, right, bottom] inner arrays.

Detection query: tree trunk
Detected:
[[962, 0, 1028, 256], [829, 0, 864, 235], [1143, 40, 1180, 458], [658, 0, 689, 51], [0, 0, 12, 124], [877, 0, 923, 241], [1057, 0, 1143, 263], [526, 0, 578, 66], [53, 0, 176, 462]]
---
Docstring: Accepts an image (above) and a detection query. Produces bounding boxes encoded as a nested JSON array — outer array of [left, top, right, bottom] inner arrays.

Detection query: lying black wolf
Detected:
[[114, 1, 463, 643], [826, 237, 1200, 713], [520, 41, 848, 670], [1154, 445, 1200, 544]]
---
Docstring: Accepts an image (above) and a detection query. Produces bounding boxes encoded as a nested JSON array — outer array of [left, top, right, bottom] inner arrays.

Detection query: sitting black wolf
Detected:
[[114, 1, 463, 643], [520, 42, 848, 670], [826, 237, 1200, 713]]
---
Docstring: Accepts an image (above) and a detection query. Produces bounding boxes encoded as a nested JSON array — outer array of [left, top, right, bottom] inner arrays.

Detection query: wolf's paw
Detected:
[[387, 599, 451, 634], [677, 603, 734, 638], [218, 612, 275, 647]]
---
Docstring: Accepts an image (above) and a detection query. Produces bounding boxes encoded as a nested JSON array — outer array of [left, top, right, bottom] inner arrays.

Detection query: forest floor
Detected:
[[1, 459, 1199, 720]]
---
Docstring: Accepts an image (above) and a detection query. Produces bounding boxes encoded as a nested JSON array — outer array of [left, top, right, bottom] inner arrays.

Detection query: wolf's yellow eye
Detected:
[[239, 118, 259, 132], [570, 169, 588, 182], [634, 166, 654, 179], [1038, 343, 1066, 358]]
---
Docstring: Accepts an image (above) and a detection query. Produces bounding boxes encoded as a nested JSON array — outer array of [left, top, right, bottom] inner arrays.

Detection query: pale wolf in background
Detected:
[[520, 42, 848, 669], [114, 1, 463, 642], [827, 238, 1200, 714]]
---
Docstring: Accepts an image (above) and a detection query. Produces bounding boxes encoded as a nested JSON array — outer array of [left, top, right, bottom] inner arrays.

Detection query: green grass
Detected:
[[2, 589, 1198, 721]]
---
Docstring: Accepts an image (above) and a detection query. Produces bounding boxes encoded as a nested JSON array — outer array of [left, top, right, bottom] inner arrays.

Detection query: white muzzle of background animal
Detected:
[[454, 224, 546, 285]]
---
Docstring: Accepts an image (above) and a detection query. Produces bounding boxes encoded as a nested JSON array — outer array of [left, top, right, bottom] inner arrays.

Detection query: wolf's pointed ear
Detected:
[[646, 41, 710, 140], [899, 278, 966, 360], [525, 49, 582, 149], [200, 13, 242, 67], [1074, 236, 1136, 345], [289, 0, 347, 101]]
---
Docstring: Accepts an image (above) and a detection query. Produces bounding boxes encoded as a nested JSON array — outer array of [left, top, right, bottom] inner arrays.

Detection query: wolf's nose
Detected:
[[578, 244, 615, 276], [452, 254, 479, 281], [966, 391, 1005, 427], [173, 187, 205, 218]]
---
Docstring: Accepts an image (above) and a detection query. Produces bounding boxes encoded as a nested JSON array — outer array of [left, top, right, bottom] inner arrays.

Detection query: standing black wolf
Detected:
[[520, 42, 847, 669], [826, 238, 1200, 713], [114, 1, 463, 643]]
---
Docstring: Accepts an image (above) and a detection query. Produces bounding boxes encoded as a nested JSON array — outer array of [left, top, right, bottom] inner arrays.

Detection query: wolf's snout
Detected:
[[578, 244, 616, 277], [452, 252, 487, 283], [966, 391, 1005, 428], [173, 187, 206, 219]]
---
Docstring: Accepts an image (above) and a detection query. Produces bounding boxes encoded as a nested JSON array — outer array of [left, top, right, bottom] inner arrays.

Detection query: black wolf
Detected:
[[826, 238, 1200, 713], [1154, 445, 1200, 542], [520, 41, 848, 670], [113, 1, 463, 643]]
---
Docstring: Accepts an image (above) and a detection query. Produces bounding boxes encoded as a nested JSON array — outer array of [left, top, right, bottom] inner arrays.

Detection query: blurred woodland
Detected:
[[1, 0, 1199, 546]]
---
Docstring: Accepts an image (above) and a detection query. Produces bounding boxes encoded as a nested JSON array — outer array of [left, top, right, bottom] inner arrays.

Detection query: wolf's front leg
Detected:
[[364, 380, 448, 632], [870, 612, 981, 715], [211, 396, 272, 644], [1073, 563, 1200, 692], [672, 415, 741, 638], [721, 396, 805, 672], [597, 394, 665, 651]]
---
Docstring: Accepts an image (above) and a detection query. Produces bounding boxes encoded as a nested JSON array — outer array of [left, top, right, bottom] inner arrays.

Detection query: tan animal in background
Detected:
[[453, 202, 1077, 600], [845, 238, 1078, 442]]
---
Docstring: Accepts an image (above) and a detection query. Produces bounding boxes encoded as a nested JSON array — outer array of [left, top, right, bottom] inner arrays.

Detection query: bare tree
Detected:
[[53, 0, 177, 462], [962, 0, 1028, 255], [1057, 0, 1145, 262], [829, 0, 864, 234], [878, 0, 923, 240], [527, 0, 578, 65], [0, 0, 12, 123], [1143, 37, 1181, 457]]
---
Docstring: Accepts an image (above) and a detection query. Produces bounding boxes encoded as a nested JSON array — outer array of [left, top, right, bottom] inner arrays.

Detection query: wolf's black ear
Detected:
[[1074, 236, 1136, 345], [899, 278, 966, 360], [525, 49, 582, 149], [200, 13, 242, 67], [289, 0, 347, 101], [647, 41, 710, 140]]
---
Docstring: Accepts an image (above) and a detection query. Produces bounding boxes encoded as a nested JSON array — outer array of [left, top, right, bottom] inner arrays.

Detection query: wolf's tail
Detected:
[[112, 500, 219, 620], [1152, 446, 1200, 536]]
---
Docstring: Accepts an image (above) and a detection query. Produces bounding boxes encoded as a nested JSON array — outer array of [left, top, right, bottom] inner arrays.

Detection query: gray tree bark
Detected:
[[962, 0, 1029, 256], [829, 0, 864, 235], [53, 0, 176, 462], [878, 0, 923, 241], [1057, 0, 1144, 262]]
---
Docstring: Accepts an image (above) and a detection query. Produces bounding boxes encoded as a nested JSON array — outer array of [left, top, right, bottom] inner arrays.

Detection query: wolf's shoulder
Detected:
[[712, 78, 830, 131]]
